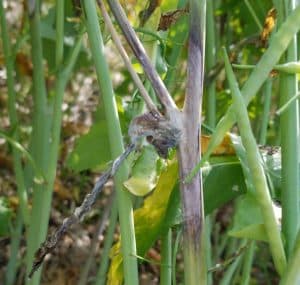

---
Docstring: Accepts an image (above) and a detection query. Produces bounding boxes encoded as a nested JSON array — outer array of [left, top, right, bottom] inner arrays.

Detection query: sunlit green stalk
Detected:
[[81, 1, 138, 284], [279, 0, 299, 258], [160, 229, 172, 285], [223, 48, 286, 275], [186, 5, 300, 182]]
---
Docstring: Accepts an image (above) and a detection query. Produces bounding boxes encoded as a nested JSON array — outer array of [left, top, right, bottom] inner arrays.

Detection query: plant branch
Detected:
[[0, 0, 29, 224], [106, 0, 178, 116], [97, 0, 159, 115], [223, 47, 286, 275], [28, 144, 136, 278], [177, 0, 207, 284]]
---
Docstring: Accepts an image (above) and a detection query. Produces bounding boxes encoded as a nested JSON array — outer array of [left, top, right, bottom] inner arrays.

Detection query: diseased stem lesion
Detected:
[[102, 1, 207, 284]]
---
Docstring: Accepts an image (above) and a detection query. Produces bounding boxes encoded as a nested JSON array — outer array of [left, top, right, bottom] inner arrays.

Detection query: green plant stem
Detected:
[[46, 31, 83, 193], [186, 5, 300, 182], [95, 200, 118, 285], [276, 92, 300, 115], [160, 229, 172, 285], [244, 0, 263, 30], [172, 228, 182, 285], [205, 0, 216, 128], [0, 0, 29, 224], [97, 0, 157, 113], [55, 0, 64, 66], [259, 79, 273, 145], [164, 0, 188, 93], [81, 1, 138, 284], [205, 217, 213, 285], [223, 47, 286, 276], [107, 0, 177, 116], [280, 232, 300, 285], [280, 0, 299, 258], [26, 14, 83, 285], [241, 240, 255, 285], [5, 210, 23, 285], [219, 253, 243, 285], [25, 1, 51, 283]]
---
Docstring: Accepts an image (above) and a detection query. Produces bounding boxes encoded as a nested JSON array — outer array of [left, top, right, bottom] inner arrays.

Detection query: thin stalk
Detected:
[[223, 47, 287, 275], [172, 228, 182, 285], [97, 0, 158, 113], [0, 0, 29, 224], [240, 241, 255, 285], [244, 0, 263, 30], [106, 0, 178, 116], [26, 17, 83, 285], [205, 217, 213, 285], [78, 194, 114, 285], [55, 0, 64, 66], [259, 79, 273, 145], [280, 232, 300, 285], [177, 0, 207, 284], [280, 0, 299, 258], [186, 5, 300, 182], [5, 210, 23, 285], [46, 31, 83, 194], [25, 1, 51, 283], [81, 1, 138, 284], [219, 253, 243, 285], [164, 0, 188, 93], [160, 229, 172, 285], [205, 0, 216, 128], [94, 200, 118, 285], [94, 206, 118, 285], [276, 92, 300, 115]]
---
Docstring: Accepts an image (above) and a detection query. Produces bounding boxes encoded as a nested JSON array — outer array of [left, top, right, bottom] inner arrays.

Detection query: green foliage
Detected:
[[124, 145, 159, 196], [229, 194, 268, 241], [66, 121, 111, 172]]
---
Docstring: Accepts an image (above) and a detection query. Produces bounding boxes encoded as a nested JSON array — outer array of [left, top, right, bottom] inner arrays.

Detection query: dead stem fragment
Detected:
[[29, 112, 180, 278]]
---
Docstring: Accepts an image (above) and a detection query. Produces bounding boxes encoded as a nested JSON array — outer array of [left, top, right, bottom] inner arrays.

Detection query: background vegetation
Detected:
[[0, 0, 300, 284]]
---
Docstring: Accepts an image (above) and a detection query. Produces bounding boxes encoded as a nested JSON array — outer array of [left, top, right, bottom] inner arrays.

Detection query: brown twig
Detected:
[[28, 111, 181, 278], [106, 0, 178, 116], [28, 143, 135, 278]]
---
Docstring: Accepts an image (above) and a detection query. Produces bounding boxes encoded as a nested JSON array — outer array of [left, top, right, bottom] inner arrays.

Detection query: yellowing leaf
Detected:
[[261, 8, 277, 46], [201, 133, 236, 156]]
